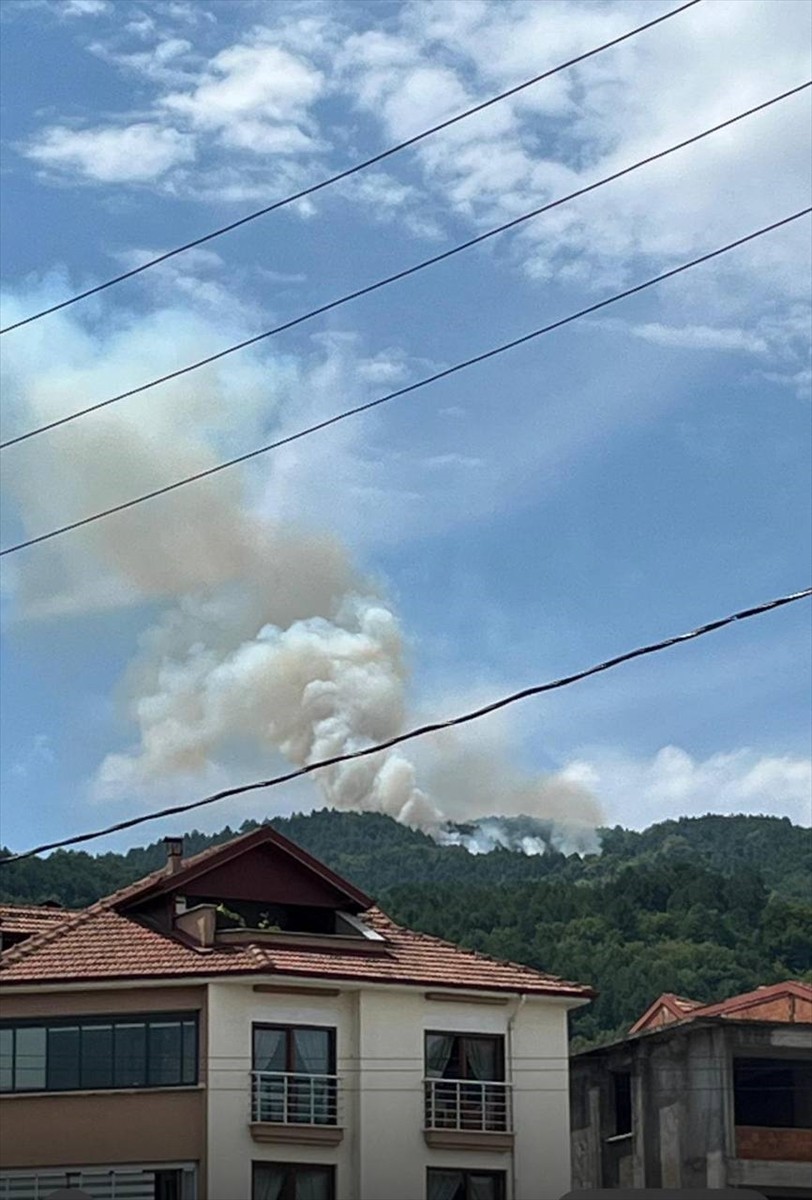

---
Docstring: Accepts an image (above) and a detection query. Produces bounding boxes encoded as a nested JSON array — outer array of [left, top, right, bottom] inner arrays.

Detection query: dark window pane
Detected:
[[427, 1170, 464, 1200], [464, 1037, 500, 1082], [47, 1026, 80, 1090], [81, 1024, 113, 1089], [293, 1028, 331, 1075], [148, 1021, 182, 1086], [114, 1023, 147, 1087], [613, 1072, 632, 1135], [294, 1167, 333, 1200], [182, 1021, 197, 1084], [253, 1163, 285, 1200], [254, 1027, 286, 1072], [155, 1169, 182, 1200], [14, 1026, 46, 1090], [468, 1173, 503, 1200], [1, 1029, 15, 1092]]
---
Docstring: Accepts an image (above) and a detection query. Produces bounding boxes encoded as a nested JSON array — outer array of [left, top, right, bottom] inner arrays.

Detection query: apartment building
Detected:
[[570, 981, 812, 1197], [0, 825, 593, 1200]]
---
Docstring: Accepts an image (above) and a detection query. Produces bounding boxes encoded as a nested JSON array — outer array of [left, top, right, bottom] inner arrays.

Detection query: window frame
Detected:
[[252, 1022, 337, 1076], [251, 1161, 335, 1200], [424, 1030, 506, 1082], [0, 1011, 199, 1095], [426, 1167, 507, 1200]]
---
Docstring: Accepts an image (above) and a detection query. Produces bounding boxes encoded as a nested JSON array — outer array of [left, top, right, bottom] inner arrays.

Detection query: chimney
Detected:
[[163, 836, 184, 873]]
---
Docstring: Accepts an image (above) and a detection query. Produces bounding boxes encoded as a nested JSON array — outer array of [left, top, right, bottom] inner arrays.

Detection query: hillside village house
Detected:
[[0, 826, 593, 1200], [570, 980, 812, 1197]]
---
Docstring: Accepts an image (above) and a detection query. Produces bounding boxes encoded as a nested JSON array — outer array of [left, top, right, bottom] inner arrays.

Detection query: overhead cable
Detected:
[[0, 0, 703, 335], [3, 80, 808, 451], [2, 586, 808, 862], [1, 207, 809, 558]]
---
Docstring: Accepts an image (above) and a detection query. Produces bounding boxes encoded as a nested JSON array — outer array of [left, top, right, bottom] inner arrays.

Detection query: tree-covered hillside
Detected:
[[1, 811, 809, 1047]]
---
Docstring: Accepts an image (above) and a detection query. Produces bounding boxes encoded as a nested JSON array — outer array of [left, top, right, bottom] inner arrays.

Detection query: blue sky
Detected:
[[0, 0, 810, 855]]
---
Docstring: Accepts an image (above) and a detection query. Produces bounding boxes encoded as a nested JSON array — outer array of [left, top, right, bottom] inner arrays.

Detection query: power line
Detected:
[[2, 207, 809, 558], [4, 81, 807, 452], [0, 0, 702, 336], [2, 586, 809, 863]]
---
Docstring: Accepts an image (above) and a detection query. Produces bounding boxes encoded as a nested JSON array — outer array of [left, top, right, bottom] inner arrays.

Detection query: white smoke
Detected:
[[0, 285, 604, 851]]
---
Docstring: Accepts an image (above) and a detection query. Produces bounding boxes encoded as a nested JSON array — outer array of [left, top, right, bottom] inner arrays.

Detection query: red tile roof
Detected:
[[630, 981, 812, 1033], [0, 831, 593, 1000], [0, 903, 72, 934]]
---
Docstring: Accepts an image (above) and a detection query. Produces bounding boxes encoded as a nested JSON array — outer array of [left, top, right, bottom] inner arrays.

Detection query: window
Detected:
[[252, 1025, 337, 1125], [252, 1163, 334, 1200], [612, 1071, 632, 1136], [427, 1169, 506, 1200], [734, 1058, 812, 1129], [425, 1032, 509, 1133], [425, 1033, 505, 1082], [0, 1013, 198, 1093]]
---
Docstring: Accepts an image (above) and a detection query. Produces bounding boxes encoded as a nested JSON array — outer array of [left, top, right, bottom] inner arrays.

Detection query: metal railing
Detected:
[[424, 1077, 513, 1133], [251, 1070, 339, 1125]]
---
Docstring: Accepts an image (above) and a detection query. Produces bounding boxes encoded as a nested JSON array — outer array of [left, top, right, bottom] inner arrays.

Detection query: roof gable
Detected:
[[120, 825, 374, 914], [630, 982, 812, 1034]]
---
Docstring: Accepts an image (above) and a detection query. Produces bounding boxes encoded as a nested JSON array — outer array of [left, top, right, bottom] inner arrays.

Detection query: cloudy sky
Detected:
[[0, 0, 810, 855]]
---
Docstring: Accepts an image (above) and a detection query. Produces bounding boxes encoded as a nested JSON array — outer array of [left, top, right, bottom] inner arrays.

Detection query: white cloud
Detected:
[[59, 0, 109, 16], [560, 746, 812, 829], [627, 323, 769, 354], [26, 122, 194, 182], [161, 38, 326, 155]]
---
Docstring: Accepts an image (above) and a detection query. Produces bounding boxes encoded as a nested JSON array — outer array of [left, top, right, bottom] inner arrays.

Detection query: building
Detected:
[[570, 981, 812, 1197], [0, 825, 593, 1200]]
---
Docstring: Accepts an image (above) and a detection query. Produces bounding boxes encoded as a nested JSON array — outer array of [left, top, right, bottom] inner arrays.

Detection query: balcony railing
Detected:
[[424, 1077, 513, 1133], [252, 1070, 339, 1126]]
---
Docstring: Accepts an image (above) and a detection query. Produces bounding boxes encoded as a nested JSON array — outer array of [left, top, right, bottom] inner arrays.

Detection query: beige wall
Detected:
[[0, 985, 208, 1193], [0, 1087, 205, 1168]]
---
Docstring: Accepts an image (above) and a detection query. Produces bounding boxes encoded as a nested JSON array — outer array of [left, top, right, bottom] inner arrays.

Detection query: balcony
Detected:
[[423, 1078, 514, 1151], [250, 1071, 343, 1146]]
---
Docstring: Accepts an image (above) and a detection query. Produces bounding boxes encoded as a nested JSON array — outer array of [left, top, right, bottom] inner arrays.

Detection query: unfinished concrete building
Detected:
[[569, 981, 812, 1197]]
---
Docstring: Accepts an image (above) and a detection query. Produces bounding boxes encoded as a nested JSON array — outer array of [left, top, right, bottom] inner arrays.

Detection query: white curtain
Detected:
[[427, 1170, 463, 1200], [426, 1034, 455, 1077], [293, 1029, 330, 1075], [468, 1174, 499, 1200], [253, 1165, 285, 1200], [465, 1038, 498, 1082], [294, 1167, 332, 1200], [254, 1028, 286, 1072]]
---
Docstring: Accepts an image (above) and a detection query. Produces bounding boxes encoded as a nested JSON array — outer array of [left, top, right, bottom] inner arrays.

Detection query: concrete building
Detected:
[[570, 981, 812, 1197], [0, 825, 593, 1200]]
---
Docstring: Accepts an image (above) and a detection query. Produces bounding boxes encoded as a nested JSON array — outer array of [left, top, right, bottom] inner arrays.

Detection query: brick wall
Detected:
[[735, 1125, 812, 1162]]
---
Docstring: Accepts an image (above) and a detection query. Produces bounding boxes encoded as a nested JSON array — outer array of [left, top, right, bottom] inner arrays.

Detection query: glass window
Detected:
[[252, 1025, 337, 1126], [14, 1027, 46, 1091], [252, 1163, 334, 1200], [0, 1013, 197, 1094], [114, 1022, 147, 1088], [47, 1026, 80, 1091], [182, 1020, 197, 1085], [0, 1028, 15, 1092], [425, 1033, 504, 1081], [149, 1020, 183, 1086], [427, 1170, 505, 1200]]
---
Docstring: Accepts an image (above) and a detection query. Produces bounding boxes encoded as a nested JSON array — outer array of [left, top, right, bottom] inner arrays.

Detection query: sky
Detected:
[[0, 0, 810, 856]]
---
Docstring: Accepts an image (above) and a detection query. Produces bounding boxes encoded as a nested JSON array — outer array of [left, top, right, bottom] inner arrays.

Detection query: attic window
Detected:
[[197, 899, 382, 941]]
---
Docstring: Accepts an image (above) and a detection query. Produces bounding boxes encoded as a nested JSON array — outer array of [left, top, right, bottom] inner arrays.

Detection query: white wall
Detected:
[[206, 980, 575, 1200]]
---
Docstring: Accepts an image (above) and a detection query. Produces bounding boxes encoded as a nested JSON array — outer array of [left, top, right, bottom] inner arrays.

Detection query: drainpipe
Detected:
[[507, 992, 527, 1200]]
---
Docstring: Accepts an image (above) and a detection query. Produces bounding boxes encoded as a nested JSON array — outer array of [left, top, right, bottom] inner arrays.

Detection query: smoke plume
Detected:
[[1, 290, 604, 852]]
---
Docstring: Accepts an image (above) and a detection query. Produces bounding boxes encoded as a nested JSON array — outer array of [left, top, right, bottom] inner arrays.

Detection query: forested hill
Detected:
[[1, 811, 809, 1048]]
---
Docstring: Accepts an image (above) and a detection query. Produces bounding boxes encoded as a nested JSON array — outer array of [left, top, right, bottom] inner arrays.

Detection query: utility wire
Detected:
[[4, 81, 807, 452], [0, 0, 702, 335], [1, 207, 809, 558], [2, 586, 809, 863]]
